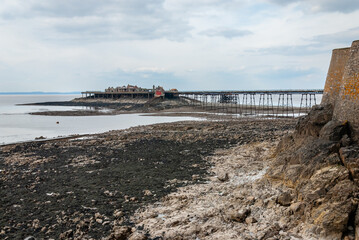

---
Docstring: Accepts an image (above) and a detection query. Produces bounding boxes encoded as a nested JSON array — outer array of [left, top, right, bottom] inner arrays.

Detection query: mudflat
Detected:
[[0, 119, 295, 239]]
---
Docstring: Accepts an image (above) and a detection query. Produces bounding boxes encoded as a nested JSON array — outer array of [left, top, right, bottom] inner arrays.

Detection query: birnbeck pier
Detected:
[[82, 86, 323, 117]]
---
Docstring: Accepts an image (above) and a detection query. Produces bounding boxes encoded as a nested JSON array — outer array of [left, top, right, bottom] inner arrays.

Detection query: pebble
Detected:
[[24, 237, 36, 240], [217, 172, 229, 182]]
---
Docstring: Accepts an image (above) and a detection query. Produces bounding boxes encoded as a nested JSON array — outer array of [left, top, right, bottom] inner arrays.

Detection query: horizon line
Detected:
[[0, 91, 82, 95]]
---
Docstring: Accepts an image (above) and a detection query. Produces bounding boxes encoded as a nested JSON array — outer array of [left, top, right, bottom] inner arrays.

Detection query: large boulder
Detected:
[[319, 120, 349, 141], [295, 104, 333, 138]]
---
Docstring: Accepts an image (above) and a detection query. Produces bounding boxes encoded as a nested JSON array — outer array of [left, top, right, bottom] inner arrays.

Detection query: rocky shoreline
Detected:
[[4, 40, 359, 240], [0, 119, 296, 239], [23, 98, 193, 116]]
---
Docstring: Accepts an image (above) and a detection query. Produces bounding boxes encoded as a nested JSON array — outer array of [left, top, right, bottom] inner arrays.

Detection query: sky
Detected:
[[0, 0, 359, 92]]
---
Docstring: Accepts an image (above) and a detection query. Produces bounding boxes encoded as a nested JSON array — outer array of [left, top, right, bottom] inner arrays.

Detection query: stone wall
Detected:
[[321, 47, 350, 106], [333, 40, 359, 137]]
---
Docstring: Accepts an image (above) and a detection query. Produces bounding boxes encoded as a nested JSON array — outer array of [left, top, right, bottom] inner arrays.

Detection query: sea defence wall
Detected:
[[321, 47, 351, 106], [321, 40, 359, 137], [332, 40, 359, 136]]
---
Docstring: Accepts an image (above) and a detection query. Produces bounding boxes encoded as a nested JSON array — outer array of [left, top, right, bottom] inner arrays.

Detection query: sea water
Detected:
[[0, 94, 201, 145]]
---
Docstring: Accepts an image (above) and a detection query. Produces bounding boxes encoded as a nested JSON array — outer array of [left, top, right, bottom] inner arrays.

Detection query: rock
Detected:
[[247, 196, 255, 202], [275, 134, 294, 155], [128, 231, 148, 240], [24, 237, 36, 240], [188, 225, 201, 236], [76, 219, 90, 232], [341, 134, 352, 147], [96, 218, 103, 224], [261, 223, 281, 240], [306, 177, 356, 237], [217, 171, 229, 182], [276, 192, 292, 206], [319, 120, 349, 141], [95, 212, 102, 219], [228, 207, 251, 222], [295, 104, 333, 138], [32, 219, 40, 229], [246, 196, 255, 205], [143, 190, 152, 196], [110, 226, 132, 240], [340, 146, 359, 183], [355, 207, 359, 240], [289, 202, 305, 214], [311, 200, 355, 235], [59, 229, 73, 239], [245, 216, 257, 224], [268, 137, 340, 186], [279, 216, 288, 228], [267, 103, 359, 238], [192, 174, 200, 180], [113, 210, 123, 218]]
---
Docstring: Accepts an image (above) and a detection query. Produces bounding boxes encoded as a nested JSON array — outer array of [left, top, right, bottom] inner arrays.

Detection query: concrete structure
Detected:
[[333, 40, 359, 135], [322, 47, 351, 106]]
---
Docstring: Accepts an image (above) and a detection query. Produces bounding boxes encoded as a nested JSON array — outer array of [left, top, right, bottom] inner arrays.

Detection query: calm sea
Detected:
[[0, 95, 201, 145]]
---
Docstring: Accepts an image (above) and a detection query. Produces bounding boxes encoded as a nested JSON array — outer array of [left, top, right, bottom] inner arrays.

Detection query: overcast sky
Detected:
[[0, 0, 358, 92]]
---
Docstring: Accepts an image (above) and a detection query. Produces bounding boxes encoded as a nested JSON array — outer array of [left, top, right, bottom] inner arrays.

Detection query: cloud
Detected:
[[0, 0, 357, 92], [269, 0, 359, 13], [0, 0, 192, 42], [246, 67, 324, 89], [312, 27, 359, 46], [200, 28, 252, 38], [0, 0, 166, 18], [49, 15, 191, 42], [251, 44, 326, 56], [256, 67, 319, 80], [96, 68, 184, 90], [246, 26, 359, 57]]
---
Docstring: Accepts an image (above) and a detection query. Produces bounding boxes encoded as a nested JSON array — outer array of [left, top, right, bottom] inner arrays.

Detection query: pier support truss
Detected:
[[180, 90, 323, 118]]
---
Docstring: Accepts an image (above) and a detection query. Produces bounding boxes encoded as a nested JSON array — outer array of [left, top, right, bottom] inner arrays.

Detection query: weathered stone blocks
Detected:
[[322, 47, 351, 106], [333, 40, 359, 138]]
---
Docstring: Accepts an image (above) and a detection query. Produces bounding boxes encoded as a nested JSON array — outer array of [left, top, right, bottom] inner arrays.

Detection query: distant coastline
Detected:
[[0, 91, 81, 95]]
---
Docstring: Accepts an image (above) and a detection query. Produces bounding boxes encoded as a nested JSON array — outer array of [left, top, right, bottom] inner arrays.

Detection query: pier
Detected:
[[82, 89, 323, 118], [178, 90, 322, 117]]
